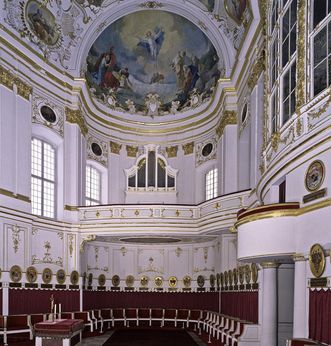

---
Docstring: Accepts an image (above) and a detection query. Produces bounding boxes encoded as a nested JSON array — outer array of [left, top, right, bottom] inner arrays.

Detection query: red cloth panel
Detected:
[[220, 291, 258, 323], [309, 289, 331, 344], [9, 289, 79, 315], [83, 291, 219, 312]]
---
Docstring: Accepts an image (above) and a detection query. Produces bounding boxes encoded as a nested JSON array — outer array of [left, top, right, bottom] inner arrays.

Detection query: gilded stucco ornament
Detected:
[[80, 234, 96, 252], [215, 110, 237, 138], [168, 276, 177, 288], [42, 268, 52, 284], [0, 66, 15, 90], [10, 265, 22, 283], [15, 78, 33, 100], [109, 141, 122, 154], [32, 241, 63, 266], [296, 0, 306, 112], [247, 49, 265, 90], [126, 145, 138, 158], [166, 146, 178, 158], [182, 142, 194, 155], [139, 1, 163, 8], [32, 95, 64, 136], [65, 107, 88, 136], [183, 275, 191, 288], [70, 270, 79, 285], [305, 160, 325, 192], [87, 135, 108, 166]]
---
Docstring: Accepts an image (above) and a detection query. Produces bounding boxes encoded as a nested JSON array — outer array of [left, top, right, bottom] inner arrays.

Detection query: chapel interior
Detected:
[[0, 0, 331, 345]]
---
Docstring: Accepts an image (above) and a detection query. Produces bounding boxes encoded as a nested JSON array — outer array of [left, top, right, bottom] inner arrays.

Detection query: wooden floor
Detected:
[[102, 329, 200, 345]]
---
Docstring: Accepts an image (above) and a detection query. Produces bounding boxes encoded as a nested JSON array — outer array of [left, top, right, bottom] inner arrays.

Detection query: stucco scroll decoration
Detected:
[[32, 241, 63, 266], [32, 94, 64, 136], [87, 135, 108, 166], [80, 234, 96, 252], [68, 234, 74, 257], [138, 256, 164, 274], [10, 225, 22, 254], [4, 0, 83, 68]]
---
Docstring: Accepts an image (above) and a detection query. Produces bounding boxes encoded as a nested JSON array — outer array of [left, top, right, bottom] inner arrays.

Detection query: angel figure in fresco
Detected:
[[137, 27, 165, 66]]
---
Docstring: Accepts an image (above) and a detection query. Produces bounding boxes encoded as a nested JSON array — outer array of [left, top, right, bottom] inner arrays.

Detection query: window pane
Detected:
[[206, 168, 218, 200], [290, 0, 297, 27], [290, 26, 296, 55], [314, 0, 327, 28], [314, 27, 327, 66], [314, 60, 327, 95], [86, 165, 101, 205], [31, 177, 42, 216]]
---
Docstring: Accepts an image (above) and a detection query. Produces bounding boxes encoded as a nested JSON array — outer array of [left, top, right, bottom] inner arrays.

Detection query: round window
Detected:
[[91, 142, 102, 156], [202, 143, 213, 157], [40, 105, 57, 123]]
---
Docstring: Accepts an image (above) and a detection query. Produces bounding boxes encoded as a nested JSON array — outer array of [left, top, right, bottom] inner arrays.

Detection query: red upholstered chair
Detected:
[[73, 311, 94, 332], [227, 320, 244, 346], [60, 312, 74, 319], [92, 310, 103, 332], [100, 309, 112, 330], [176, 309, 190, 328], [205, 312, 217, 333], [219, 316, 231, 343], [215, 315, 225, 340], [3, 315, 30, 345], [137, 308, 151, 326], [125, 308, 138, 327], [28, 313, 45, 338], [209, 313, 220, 337], [163, 309, 177, 327], [188, 310, 201, 330], [151, 308, 164, 327], [112, 308, 125, 327]]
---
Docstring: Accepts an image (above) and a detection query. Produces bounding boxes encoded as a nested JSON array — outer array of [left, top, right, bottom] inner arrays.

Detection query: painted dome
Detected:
[[85, 10, 224, 115]]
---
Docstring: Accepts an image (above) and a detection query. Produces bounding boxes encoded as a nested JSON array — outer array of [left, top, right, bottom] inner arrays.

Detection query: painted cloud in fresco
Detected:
[[85, 11, 223, 114]]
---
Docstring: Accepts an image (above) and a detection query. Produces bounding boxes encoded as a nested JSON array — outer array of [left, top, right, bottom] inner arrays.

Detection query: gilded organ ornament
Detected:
[[309, 243, 326, 278], [140, 275, 149, 287], [26, 266, 38, 283], [10, 265, 22, 283], [126, 275, 135, 287], [42, 268, 52, 284], [197, 275, 205, 288], [112, 275, 120, 287], [251, 263, 258, 284], [56, 269, 66, 284], [98, 274, 106, 287], [70, 271, 79, 285], [183, 275, 192, 288], [209, 274, 216, 288], [168, 276, 177, 288], [305, 160, 325, 192], [154, 276, 163, 287], [244, 264, 251, 284]]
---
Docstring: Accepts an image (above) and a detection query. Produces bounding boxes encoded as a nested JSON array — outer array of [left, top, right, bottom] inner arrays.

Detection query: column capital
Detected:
[[261, 261, 280, 269], [292, 253, 306, 262]]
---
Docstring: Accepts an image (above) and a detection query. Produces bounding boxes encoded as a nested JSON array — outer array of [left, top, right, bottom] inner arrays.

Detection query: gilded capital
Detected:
[[260, 261, 280, 269], [0, 65, 14, 90], [15, 78, 32, 100], [126, 145, 138, 157], [110, 141, 122, 154], [216, 110, 237, 138], [65, 107, 88, 136], [292, 253, 306, 262], [182, 142, 194, 155], [166, 146, 178, 158]]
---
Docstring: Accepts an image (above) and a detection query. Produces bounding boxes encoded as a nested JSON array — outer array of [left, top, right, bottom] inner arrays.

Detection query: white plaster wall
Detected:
[[82, 239, 218, 290]]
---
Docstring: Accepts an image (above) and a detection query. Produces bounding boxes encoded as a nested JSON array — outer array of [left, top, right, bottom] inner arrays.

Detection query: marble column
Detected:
[[292, 254, 307, 338], [261, 261, 279, 346]]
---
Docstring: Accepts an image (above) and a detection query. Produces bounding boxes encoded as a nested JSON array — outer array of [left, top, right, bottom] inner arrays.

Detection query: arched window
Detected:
[[125, 146, 177, 191], [86, 165, 101, 206], [311, 0, 331, 96], [206, 168, 218, 200], [269, 0, 298, 133], [31, 138, 56, 218]]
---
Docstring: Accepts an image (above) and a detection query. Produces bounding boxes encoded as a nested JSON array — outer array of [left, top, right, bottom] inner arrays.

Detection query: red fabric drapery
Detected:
[[83, 291, 219, 312], [309, 289, 331, 344], [8, 289, 80, 315], [220, 291, 258, 323], [0, 289, 2, 315]]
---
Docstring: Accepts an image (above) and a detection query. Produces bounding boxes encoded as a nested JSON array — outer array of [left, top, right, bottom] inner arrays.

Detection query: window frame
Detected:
[[31, 137, 57, 219], [205, 168, 218, 201], [85, 164, 101, 206], [269, 0, 298, 133]]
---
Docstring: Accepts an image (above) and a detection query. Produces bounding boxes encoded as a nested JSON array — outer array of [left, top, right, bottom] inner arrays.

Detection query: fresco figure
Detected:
[[101, 49, 119, 89], [137, 27, 165, 62]]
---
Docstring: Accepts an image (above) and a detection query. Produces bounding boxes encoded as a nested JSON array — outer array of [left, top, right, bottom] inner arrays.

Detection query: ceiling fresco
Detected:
[[85, 11, 224, 115]]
